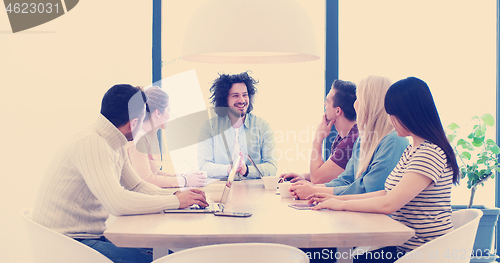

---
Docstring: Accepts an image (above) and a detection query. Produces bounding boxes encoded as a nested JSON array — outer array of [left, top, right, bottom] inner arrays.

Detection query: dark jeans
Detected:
[[300, 247, 401, 263], [75, 236, 153, 263]]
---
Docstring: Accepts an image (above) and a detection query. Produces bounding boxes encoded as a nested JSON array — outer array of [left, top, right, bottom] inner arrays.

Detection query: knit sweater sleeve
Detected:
[[72, 134, 179, 216]]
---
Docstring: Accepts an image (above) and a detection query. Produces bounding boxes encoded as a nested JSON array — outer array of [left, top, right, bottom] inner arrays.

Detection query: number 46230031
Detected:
[[6, 3, 60, 14]]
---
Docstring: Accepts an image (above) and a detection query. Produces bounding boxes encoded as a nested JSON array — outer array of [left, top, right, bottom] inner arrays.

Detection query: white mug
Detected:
[[279, 182, 293, 198], [262, 176, 279, 190]]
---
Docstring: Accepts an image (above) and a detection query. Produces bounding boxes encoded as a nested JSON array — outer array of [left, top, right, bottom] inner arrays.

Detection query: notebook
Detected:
[[163, 155, 240, 214]]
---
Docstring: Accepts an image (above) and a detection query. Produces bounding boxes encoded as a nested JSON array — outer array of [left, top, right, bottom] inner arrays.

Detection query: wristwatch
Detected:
[[242, 164, 249, 177]]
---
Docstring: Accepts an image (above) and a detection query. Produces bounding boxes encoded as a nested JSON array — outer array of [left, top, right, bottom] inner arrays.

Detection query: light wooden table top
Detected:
[[104, 180, 414, 250]]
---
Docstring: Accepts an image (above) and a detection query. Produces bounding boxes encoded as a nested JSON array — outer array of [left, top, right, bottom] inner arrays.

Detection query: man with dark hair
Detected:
[[198, 72, 277, 179], [33, 84, 207, 263], [281, 79, 358, 184]]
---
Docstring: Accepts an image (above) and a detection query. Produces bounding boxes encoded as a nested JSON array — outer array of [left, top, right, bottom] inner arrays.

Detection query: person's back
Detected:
[[307, 77, 460, 262], [32, 84, 208, 263], [33, 120, 121, 237]]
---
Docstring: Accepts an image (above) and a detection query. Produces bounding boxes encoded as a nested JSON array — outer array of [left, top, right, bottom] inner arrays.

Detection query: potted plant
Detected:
[[446, 113, 500, 260]]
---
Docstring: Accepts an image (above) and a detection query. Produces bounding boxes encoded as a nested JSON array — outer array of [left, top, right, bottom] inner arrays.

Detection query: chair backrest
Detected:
[[151, 243, 310, 263], [395, 209, 483, 263], [21, 208, 113, 263]]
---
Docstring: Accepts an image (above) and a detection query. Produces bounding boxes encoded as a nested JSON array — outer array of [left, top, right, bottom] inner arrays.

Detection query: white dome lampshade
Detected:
[[182, 0, 320, 64]]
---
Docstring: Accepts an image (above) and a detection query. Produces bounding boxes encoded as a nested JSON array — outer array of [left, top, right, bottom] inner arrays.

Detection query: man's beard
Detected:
[[228, 103, 248, 118], [229, 107, 246, 118]]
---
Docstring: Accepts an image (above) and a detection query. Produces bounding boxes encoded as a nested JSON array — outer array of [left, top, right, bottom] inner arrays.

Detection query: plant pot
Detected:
[[452, 205, 500, 262]]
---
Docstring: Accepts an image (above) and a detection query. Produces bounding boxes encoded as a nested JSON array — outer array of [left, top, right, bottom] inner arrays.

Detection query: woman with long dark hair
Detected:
[[308, 77, 459, 260]]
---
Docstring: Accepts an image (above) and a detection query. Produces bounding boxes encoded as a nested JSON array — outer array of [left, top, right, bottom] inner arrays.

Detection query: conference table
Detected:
[[104, 180, 415, 262]]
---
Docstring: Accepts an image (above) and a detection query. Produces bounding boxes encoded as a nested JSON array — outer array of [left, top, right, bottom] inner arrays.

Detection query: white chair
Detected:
[[21, 208, 113, 263], [395, 209, 483, 263], [151, 243, 310, 263]]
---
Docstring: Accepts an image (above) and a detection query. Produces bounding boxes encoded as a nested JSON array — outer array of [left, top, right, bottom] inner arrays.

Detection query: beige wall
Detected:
[[0, 1, 325, 261], [0, 1, 152, 261]]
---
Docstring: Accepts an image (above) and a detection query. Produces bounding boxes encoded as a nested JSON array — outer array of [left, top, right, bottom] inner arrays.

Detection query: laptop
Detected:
[[220, 153, 263, 181], [246, 154, 264, 179], [163, 155, 240, 214]]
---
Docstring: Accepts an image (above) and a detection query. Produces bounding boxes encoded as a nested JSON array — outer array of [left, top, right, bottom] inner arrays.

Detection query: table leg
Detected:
[[153, 247, 170, 260], [337, 247, 353, 263]]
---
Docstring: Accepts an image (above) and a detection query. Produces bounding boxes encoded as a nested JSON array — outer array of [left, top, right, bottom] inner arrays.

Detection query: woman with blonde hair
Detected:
[[126, 86, 207, 188], [308, 77, 459, 261], [290, 76, 408, 199]]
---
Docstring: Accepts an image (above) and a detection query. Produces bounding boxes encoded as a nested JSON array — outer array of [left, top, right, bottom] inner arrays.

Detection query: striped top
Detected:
[[385, 141, 454, 252]]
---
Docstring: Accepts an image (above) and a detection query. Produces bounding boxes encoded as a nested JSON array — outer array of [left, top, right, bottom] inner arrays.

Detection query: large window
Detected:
[[339, 0, 497, 206], [159, 1, 497, 207], [161, 0, 326, 175]]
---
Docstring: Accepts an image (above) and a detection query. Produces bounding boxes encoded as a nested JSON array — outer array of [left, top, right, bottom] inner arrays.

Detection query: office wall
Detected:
[[0, 2, 152, 262]]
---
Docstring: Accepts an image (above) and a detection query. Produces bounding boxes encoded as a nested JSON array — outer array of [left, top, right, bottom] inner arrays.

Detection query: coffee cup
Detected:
[[279, 181, 293, 198], [262, 176, 279, 190]]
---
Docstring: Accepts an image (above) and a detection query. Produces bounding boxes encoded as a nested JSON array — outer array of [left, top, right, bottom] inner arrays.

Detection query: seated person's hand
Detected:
[[226, 162, 244, 175], [307, 193, 335, 204], [289, 182, 317, 200], [292, 180, 313, 186], [183, 171, 208, 187], [279, 172, 305, 183], [238, 152, 247, 176], [175, 188, 208, 209], [311, 197, 343, 211]]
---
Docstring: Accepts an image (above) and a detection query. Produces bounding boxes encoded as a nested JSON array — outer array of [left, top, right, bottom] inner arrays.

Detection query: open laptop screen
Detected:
[[220, 154, 240, 205]]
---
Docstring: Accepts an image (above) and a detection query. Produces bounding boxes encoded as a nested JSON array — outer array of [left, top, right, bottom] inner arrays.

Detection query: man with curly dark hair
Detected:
[[198, 71, 277, 179]]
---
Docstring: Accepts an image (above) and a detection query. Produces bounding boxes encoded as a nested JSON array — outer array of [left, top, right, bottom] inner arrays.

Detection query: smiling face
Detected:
[[227, 83, 249, 118]]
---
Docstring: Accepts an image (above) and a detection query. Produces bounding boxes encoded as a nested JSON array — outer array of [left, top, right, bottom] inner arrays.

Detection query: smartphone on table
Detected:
[[214, 212, 252, 217], [288, 203, 316, 210]]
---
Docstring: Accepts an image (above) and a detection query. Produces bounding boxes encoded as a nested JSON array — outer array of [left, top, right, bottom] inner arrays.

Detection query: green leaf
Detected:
[[460, 152, 472, 160], [472, 136, 485, 147], [447, 134, 456, 143], [474, 128, 484, 137], [494, 167, 500, 173], [480, 124, 487, 134], [481, 113, 495, 127], [471, 116, 480, 121], [468, 132, 474, 139], [447, 123, 460, 130], [462, 141, 474, 151], [486, 139, 496, 145], [490, 145, 500, 155]]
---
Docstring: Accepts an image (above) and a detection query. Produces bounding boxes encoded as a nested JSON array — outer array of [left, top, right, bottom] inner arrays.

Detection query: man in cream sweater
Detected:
[[32, 84, 207, 263]]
